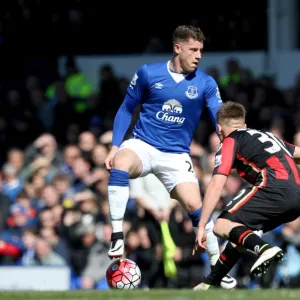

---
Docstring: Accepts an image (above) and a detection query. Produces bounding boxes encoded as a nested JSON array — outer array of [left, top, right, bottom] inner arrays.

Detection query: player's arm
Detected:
[[198, 137, 238, 228], [204, 76, 223, 134], [111, 65, 148, 148]]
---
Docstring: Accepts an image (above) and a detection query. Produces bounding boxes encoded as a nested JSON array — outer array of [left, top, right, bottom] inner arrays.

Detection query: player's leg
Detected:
[[170, 182, 220, 265], [194, 242, 245, 290], [169, 182, 236, 289], [155, 153, 236, 289], [214, 188, 286, 276], [195, 186, 297, 290], [108, 139, 151, 258], [196, 230, 262, 290], [213, 217, 282, 276], [194, 210, 281, 290]]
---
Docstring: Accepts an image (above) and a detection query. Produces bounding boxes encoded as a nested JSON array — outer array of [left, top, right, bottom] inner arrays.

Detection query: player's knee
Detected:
[[112, 149, 142, 176], [185, 202, 201, 213], [112, 151, 132, 172], [212, 224, 222, 239], [213, 218, 229, 239]]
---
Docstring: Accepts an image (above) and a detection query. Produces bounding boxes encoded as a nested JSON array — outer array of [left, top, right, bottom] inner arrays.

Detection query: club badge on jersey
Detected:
[[185, 86, 198, 99]]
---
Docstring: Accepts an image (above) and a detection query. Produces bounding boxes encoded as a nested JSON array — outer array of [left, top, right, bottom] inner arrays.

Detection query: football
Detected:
[[106, 258, 142, 289]]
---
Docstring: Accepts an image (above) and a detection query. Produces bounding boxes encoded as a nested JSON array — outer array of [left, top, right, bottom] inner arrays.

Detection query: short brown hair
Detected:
[[217, 101, 246, 125], [172, 25, 205, 44]]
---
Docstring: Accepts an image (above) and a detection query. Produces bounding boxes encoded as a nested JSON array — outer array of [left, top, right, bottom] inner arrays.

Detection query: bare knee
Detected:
[[213, 218, 233, 240], [182, 200, 200, 212], [112, 149, 142, 176], [112, 151, 130, 171]]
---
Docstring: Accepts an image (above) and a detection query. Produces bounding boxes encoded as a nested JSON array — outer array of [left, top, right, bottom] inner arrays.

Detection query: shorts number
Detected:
[[246, 129, 292, 157], [185, 161, 194, 173]]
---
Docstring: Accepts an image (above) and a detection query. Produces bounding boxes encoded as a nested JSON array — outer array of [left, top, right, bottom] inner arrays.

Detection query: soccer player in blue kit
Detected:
[[105, 25, 236, 289]]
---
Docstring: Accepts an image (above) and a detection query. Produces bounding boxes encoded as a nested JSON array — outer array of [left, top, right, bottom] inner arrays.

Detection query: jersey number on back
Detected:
[[246, 129, 292, 157]]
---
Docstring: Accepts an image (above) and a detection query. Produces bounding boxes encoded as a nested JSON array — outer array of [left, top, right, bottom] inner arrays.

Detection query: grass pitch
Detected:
[[0, 289, 300, 300]]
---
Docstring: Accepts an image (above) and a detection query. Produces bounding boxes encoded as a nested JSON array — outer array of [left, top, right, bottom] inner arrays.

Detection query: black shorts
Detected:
[[218, 186, 300, 232]]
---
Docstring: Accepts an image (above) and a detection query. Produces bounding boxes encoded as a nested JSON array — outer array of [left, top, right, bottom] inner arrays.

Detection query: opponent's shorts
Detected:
[[218, 186, 300, 233], [118, 138, 198, 192]]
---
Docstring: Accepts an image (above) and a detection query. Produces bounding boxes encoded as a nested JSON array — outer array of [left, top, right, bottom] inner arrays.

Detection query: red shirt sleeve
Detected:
[[213, 137, 238, 176]]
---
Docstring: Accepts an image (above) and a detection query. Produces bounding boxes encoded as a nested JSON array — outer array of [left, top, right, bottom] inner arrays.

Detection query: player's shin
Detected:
[[108, 169, 129, 239], [204, 242, 243, 286], [188, 208, 219, 265]]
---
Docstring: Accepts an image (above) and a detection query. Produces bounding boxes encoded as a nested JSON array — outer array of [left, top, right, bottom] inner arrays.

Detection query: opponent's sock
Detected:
[[205, 242, 244, 285], [108, 169, 129, 238], [188, 208, 219, 265], [228, 225, 271, 255]]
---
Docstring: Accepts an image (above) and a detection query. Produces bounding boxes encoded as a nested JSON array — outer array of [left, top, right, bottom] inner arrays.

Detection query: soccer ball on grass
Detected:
[[106, 258, 141, 289]]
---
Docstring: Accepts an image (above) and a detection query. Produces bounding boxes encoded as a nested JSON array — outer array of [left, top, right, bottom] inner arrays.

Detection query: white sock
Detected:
[[194, 219, 220, 265], [108, 185, 129, 234]]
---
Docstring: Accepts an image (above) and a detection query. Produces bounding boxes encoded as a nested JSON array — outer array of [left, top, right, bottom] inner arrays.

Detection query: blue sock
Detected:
[[108, 169, 129, 186], [188, 207, 211, 227]]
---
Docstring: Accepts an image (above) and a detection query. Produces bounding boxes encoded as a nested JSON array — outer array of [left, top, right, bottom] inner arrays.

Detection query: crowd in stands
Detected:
[[1, 1, 267, 54]]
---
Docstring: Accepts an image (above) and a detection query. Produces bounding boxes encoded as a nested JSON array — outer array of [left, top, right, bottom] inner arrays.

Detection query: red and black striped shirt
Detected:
[[213, 128, 300, 189]]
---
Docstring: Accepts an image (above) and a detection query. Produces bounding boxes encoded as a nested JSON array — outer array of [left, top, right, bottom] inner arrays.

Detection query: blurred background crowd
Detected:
[[0, 0, 300, 291]]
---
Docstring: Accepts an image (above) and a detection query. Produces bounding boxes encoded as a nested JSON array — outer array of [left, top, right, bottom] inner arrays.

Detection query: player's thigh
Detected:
[[218, 187, 268, 231], [263, 189, 300, 232], [113, 139, 153, 178], [155, 153, 200, 211], [218, 187, 297, 232], [170, 181, 201, 212]]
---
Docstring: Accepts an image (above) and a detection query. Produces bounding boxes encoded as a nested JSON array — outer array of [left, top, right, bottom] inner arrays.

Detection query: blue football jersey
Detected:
[[126, 60, 222, 153]]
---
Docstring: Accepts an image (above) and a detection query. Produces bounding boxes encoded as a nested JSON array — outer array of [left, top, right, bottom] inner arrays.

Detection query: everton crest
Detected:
[[185, 86, 198, 99]]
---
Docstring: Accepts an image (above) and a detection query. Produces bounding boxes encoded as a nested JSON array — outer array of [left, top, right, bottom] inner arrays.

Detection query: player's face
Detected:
[[175, 38, 203, 73]]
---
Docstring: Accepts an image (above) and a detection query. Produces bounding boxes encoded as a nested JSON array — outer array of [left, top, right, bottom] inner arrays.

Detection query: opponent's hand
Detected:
[[105, 146, 118, 171], [193, 226, 207, 255]]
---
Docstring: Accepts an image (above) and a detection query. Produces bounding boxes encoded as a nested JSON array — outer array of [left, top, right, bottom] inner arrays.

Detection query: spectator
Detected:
[[23, 236, 66, 266]]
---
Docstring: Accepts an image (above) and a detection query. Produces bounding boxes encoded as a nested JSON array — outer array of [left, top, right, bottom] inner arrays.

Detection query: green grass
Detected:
[[0, 289, 300, 300]]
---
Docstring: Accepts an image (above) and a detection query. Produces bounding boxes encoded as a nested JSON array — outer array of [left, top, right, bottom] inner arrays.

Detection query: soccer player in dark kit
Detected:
[[194, 101, 300, 290]]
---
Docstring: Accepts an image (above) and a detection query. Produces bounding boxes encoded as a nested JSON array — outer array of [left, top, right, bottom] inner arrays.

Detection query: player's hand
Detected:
[[105, 146, 118, 171], [193, 226, 207, 255]]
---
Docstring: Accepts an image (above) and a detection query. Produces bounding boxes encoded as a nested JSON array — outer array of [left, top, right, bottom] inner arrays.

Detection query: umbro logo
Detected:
[[154, 82, 163, 89]]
